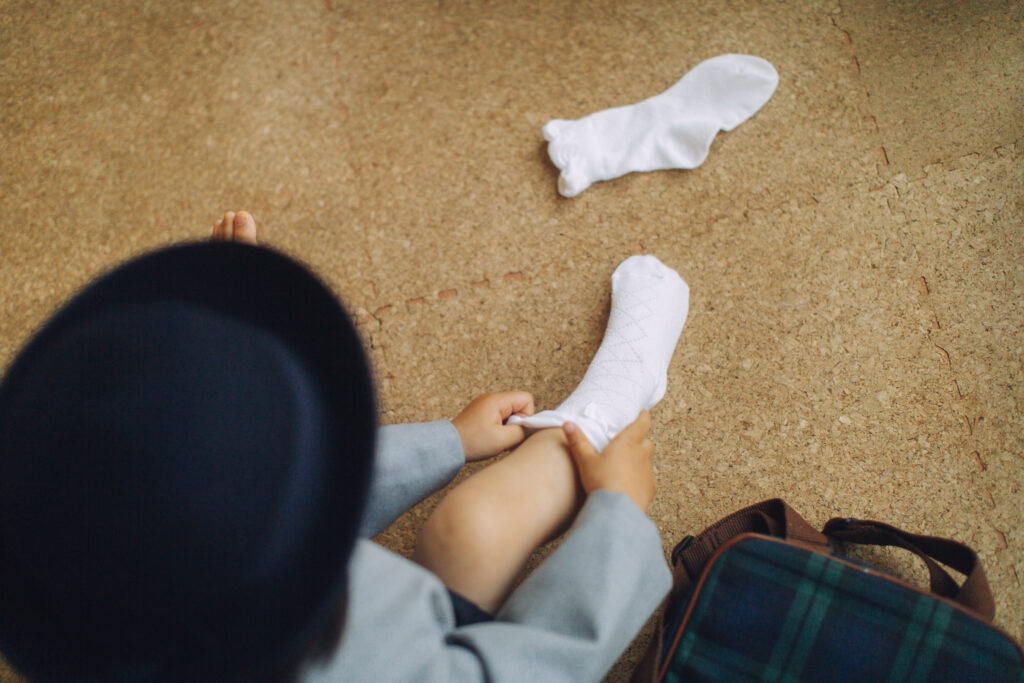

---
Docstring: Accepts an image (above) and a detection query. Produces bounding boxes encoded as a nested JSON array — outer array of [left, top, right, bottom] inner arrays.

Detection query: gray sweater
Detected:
[[302, 421, 671, 682]]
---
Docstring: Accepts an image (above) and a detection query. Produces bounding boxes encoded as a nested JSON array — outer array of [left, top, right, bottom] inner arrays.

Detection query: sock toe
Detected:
[[685, 54, 779, 132], [612, 254, 676, 286]]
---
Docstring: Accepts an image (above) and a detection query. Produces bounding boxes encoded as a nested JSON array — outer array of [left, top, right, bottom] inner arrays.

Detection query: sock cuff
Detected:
[[508, 410, 611, 452]]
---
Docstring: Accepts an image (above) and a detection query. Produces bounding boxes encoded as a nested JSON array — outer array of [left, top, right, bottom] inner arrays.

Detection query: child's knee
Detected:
[[417, 489, 506, 564]]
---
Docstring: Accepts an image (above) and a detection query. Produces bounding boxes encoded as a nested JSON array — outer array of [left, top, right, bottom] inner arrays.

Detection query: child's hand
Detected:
[[452, 392, 536, 461], [562, 411, 656, 513]]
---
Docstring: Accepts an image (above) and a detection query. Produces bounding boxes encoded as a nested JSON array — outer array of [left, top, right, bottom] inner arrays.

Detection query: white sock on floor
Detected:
[[544, 54, 779, 197], [508, 255, 689, 451]]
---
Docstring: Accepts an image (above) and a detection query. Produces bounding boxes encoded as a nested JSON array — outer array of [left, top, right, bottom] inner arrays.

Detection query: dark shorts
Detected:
[[447, 589, 493, 627]]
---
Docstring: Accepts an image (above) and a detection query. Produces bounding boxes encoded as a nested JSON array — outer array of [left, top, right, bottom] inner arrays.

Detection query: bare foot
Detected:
[[211, 210, 258, 245]]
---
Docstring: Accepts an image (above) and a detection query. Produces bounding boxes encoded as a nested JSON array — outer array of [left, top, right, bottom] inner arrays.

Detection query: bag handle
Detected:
[[823, 518, 995, 620], [670, 503, 996, 620], [670, 499, 828, 600]]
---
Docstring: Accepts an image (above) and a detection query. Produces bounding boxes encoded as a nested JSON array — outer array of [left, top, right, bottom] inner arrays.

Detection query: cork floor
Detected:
[[1, 1, 1021, 680]]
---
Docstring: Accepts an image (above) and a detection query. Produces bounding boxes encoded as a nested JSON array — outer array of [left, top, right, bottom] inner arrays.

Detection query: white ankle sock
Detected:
[[544, 54, 779, 197], [508, 255, 689, 451]]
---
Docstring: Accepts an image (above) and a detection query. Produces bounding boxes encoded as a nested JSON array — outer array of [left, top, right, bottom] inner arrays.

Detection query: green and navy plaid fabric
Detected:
[[662, 536, 1024, 682]]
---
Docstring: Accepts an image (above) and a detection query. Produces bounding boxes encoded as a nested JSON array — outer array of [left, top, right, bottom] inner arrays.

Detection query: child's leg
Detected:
[[412, 428, 583, 614]]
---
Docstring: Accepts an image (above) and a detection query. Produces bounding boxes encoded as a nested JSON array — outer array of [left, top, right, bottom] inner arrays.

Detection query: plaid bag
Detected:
[[632, 499, 1024, 682]]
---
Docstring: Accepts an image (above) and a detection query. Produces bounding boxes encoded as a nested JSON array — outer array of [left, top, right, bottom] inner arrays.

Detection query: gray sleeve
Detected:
[[308, 489, 671, 682], [358, 421, 465, 538]]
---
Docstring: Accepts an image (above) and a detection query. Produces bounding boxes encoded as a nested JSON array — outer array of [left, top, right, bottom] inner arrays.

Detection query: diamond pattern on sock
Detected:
[[508, 255, 689, 450]]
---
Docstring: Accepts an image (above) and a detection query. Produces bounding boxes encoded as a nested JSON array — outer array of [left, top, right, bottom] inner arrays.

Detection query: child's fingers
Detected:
[[494, 422, 529, 452], [496, 391, 535, 419], [563, 421, 598, 466]]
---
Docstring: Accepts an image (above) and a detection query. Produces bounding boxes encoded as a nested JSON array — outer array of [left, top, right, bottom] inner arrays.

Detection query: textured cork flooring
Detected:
[[1, 1, 1022, 680]]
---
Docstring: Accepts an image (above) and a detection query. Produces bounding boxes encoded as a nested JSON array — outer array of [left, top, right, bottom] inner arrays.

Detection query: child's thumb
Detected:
[[563, 421, 598, 465]]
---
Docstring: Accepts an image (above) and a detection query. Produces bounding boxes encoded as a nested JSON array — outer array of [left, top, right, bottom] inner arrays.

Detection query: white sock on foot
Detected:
[[508, 255, 689, 451], [544, 54, 779, 197]]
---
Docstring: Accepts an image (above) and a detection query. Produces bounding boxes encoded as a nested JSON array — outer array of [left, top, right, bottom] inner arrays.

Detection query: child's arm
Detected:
[[358, 392, 534, 538], [358, 420, 465, 538]]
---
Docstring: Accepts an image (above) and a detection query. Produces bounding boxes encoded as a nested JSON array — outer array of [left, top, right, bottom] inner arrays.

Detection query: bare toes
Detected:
[[231, 211, 257, 244], [212, 211, 235, 241]]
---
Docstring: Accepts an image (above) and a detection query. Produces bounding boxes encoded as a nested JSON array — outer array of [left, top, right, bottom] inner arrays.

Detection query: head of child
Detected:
[[0, 243, 377, 682]]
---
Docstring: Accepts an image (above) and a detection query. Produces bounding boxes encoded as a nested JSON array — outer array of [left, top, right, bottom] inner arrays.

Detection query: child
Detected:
[[0, 211, 689, 682]]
